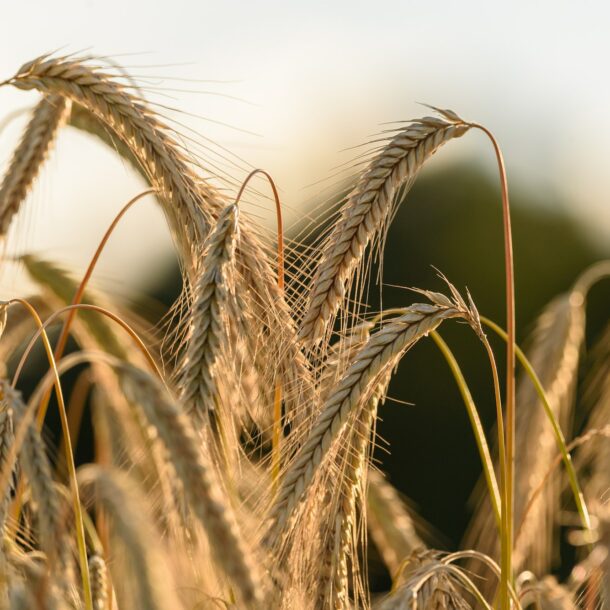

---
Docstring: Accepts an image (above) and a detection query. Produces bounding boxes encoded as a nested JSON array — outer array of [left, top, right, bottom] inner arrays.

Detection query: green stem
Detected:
[[430, 331, 501, 532], [480, 315, 591, 535]]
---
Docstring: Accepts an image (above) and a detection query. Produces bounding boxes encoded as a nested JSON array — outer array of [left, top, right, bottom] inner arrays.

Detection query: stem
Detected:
[[516, 426, 608, 546], [430, 331, 501, 532], [234, 169, 285, 488], [480, 330, 509, 610], [55, 368, 92, 478], [481, 315, 592, 537], [12, 303, 163, 390], [7, 299, 93, 610], [35, 189, 154, 427], [470, 123, 515, 610]]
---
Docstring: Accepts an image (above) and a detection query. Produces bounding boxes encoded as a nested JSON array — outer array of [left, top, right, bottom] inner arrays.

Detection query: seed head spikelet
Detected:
[[8, 54, 213, 267], [271, 293, 468, 537], [178, 203, 239, 426], [0, 382, 68, 571], [374, 552, 471, 610], [0, 94, 69, 237], [78, 465, 181, 610], [88, 554, 108, 610], [119, 364, 266, 605], [322, 376, 390, 609], [367, 470, 425, 575], [299, 111, 470, 345]]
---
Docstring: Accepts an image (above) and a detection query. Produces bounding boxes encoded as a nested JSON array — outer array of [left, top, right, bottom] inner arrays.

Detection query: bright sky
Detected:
[[1, 1, 609, 298]]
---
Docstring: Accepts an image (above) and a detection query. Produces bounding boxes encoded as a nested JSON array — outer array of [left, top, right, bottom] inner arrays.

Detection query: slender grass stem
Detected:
[[481, 315, 591, 537], [430, 331, 501, 532], [234, 169, 285, 490], [469, 123, 515, 610], [6, 298, 93, 610], [35, 189, 155, 427], [12, 303, 163, 389]]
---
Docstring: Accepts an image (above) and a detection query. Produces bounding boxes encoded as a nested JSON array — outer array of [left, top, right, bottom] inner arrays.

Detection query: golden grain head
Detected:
[[0, 51, 607, 610]]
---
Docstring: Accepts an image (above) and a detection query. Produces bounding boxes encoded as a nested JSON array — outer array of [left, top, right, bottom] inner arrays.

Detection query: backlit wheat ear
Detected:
[[88, 554, 109, 610], [119, 364, 267, 606], [373, 551, 471, 610], [234, 242, 316, 433], [519, 576, 576, 610], [321, 375, 390, 610], [512, 293, 585, 574], [367, 470, 425, 576], [299, 111, 470, 345], [0, 383, 61, 560], [577, 322, 610, 500], [0, 94, 70, 238], [178, 203, 239, 428], [78, 465, 182, 610], [271, 295, 468, 537], [0, 389, 14, 532], [10, 55, 310, 428], [8, 54, 214, 267]]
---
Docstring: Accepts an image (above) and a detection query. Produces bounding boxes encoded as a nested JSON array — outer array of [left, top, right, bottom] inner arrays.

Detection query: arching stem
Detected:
[[6, 298, 92, 610], [430, 331, 501, 532], [469, 123, 515, 610], [35, 189, 155, 427], [234, 169, 285, 489]]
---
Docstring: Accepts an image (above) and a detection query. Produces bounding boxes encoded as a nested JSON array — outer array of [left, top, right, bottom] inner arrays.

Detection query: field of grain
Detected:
[[0, 53, 608, 610]]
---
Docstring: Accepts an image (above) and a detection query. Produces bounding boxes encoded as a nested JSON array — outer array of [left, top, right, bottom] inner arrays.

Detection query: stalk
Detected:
[[430, 331, 501, 532], [469, 123, 515, 610], [233, 169, 285, 489], [7, 299, 92, 610], [481, 315, 591, 536]]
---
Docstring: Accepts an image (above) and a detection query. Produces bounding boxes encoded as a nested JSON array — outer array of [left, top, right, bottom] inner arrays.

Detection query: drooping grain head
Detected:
[[299, 111, 470, 347], [270, 292, 470, 541], [0, 95, 70, 238], [119, 364, 268, 606]]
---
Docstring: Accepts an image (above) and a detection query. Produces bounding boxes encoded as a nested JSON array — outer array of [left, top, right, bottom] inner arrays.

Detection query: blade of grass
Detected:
[[480, 315, 591, 537], [234, 169, 285, 491], [468, 122, 516, 610], [6, 298, 92, 610], [430, 330, 501, 532]]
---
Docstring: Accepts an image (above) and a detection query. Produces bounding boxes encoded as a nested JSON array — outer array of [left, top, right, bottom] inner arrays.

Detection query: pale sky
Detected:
[[1, 1, 609, 298]]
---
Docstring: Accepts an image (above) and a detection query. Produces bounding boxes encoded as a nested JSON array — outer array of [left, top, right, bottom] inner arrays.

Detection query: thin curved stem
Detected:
[[469, 123, 515, 610], [430, 331, 501, 532], [6, 299, 92, 610], [12, 303, 163, 390], [234, 169, 285, 489], [481, 315, 592, 537], [35, 189, 155, 427], [55, 368, 92, 478]]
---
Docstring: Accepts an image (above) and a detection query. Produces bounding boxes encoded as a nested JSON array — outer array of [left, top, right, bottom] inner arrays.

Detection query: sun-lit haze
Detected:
[[1, 1, 609, 298]]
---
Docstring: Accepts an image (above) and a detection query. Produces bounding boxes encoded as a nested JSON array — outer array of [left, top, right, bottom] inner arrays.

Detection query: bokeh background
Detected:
[[1, 0, 609, 586]]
